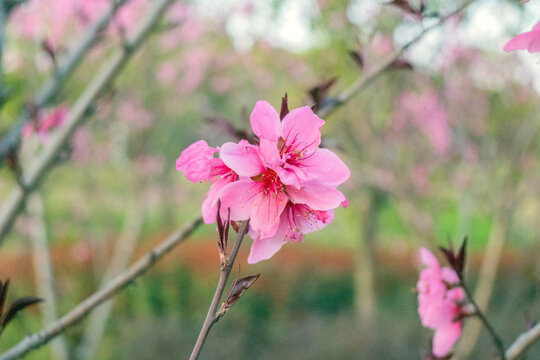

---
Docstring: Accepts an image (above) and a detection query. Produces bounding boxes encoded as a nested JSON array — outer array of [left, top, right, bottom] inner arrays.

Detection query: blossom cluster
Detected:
[[417, 248, 465, 358], [176, 100, 350, 263]]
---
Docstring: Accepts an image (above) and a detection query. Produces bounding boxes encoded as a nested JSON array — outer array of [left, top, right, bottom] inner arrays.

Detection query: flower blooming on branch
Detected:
[[504, 21, 540, 53], [417, 248, 465, 358], [176, 99, 350, 263], [21, 106, 68, 142]]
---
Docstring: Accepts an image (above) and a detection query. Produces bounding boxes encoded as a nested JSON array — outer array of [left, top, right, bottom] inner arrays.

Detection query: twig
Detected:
[[0, 0, 130, 160], [505, 321, 540, 360], [189, 220, 250, 360], [461, 280, 506, 359], [0, 0, 175, 243], [27, 192, 69, 360], [317, 0, 474, 118], [0, 216, 203, 360]]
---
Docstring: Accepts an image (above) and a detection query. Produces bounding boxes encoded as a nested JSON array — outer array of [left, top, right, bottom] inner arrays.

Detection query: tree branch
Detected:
[[317, 0, 474, 118], [505, 322, 540, 360], [189, 220, 250, 360], [0, 0, 130, 160], [0, 216, 203, 360], [0, 0, 175, 243]]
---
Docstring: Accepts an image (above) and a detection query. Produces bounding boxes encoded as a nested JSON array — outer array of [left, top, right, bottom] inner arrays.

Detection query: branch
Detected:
[[0, 0, 175, 243], [461, 280, 506, 359], [317, 0, 474, 118], [505, 322, 540, 360], [0, 216, 203, 360], [27, 192, 69, 360], [0, 0, 130, 160], [189, 220, 250, 360]]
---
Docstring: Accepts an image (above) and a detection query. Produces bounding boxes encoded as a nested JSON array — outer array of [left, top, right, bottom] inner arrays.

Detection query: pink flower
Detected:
[[176, 140, 236, 223], [22, 106, 68, 142], [176, 100, 350, 262], [218, 102, 349, 239], [247, 203, 333, 263], [417, 248, 465, 358], [504, 21, 540, 53]]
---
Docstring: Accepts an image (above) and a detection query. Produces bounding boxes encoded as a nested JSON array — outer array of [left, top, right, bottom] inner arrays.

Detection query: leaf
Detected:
[[222, 274, 260, 311], [280, 93, 289, 120], [456, 236, 467, 278], [216, 201, 230, 260], [348, 50, 364, 69], [2, 297, 43, 327], [309, 78, 337, 112], [391, 58, 413, 71], [0, 279, 10, 317], [385, 0, 423, 19]]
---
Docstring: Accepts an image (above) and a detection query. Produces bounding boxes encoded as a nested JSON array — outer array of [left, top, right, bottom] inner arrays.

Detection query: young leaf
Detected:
[[309, 78, 337, 112], [348, 50, 364, 69], [280, 93, 289, 120], [0, 279, 10, 318], [222, 274, 260, 311], [2, 297, 43, 327]]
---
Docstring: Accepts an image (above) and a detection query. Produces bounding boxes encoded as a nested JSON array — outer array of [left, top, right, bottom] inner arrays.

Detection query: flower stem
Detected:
[[461, 280, 505, 359], [189, 220, 249, 360]]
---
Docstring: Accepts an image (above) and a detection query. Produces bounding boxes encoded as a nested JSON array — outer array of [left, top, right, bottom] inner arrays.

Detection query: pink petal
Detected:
[[299, 148, 350, 186], [247, 229, 288, 264], [290, 204, 334, 235], [250, 191, 288, 238], [419, 248, 440, 270], [176, 140, 218, 182], [259, 138, 283, 167], [432, 321, 461, 358], [287, 182, 346, 211], [281, 106, 324, 157], [201, 174, 235, 224], [220, 140, 265, 177], [504, 31, 540, 52], [250, 100, 281, 141], [218, 180, 262, 221], [441, 267, 460, 285]]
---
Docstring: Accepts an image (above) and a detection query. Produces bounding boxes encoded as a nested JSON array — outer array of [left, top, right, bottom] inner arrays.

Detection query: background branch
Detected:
[[0, 216, 203, 360], [505, 322, 540, 360], [0, 0, 174, 243], [0, 0, 130, 161]]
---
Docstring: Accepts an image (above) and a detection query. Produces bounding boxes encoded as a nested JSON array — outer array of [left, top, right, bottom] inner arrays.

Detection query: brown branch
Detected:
[[0, 0, 175, 243], [189, 220, 250, 360], [0, 216, 203, 360], [317, 0, 474, 118]]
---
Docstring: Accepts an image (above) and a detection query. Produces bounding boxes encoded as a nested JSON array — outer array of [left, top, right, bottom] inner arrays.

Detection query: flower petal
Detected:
[[250, 100, 281, 141], [287, 182, 345, 211], [201, 174, 235, 224], [250, 191, 288, 238], [504, 31, 540, 52], [247, 227, 288, 264], [432, 321, 461, 358], [176, 140, 217, 182], [281, 106, 324, 157], [298, 148, 350, 186], [220, 140, 264, 177], [219, 180, 262, 221]]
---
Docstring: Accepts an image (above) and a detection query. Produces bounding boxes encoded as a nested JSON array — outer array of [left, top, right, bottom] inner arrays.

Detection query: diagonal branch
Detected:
[[317, 0, 474, 118], [0, 0, 175, 243], [0, 0, 130, 160], [0, 216, 203, 360], [505, 322, 540, 360]]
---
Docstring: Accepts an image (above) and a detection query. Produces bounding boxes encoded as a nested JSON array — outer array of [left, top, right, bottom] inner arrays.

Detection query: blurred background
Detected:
[[0, 0, 539, 359]]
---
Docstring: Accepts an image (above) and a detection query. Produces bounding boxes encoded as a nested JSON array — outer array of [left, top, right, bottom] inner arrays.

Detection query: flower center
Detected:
[[251, 168, 286, 195]]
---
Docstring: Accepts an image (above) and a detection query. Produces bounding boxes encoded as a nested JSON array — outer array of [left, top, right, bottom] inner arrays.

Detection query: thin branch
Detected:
[[0, 0, 175, 243], [75, 190, 145, 360], [0, 0, 130, 160], [189, 220, 250, 360], [0, 216, 203, 360], [461, 280, 505, 359], [317, 0, 474, 118], [505, 321, 540, 360], [27, 192, 69, 360]]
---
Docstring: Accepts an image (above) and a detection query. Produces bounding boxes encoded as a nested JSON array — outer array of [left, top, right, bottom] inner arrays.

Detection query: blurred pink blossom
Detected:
[[22, 106, 68, 142], [156, 62, 178, 85], [504, 21, 540, 53], [210, 75, 232, 94], [116, 99, 153, 130], [394, 90, 450, 155], [417, 248, 465, 358]]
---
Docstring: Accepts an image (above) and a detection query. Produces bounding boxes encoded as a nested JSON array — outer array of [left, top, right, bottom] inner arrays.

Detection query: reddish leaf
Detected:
[[222, 274, 260, 311], [348, 50, 364, 69], [2, 296, 43, 327], [0, 280, 9, 317], [386, 0, 424, 18], [391, 58, 414, 71], [309, 78, 337, 112], [280, 93, 289, 120]]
